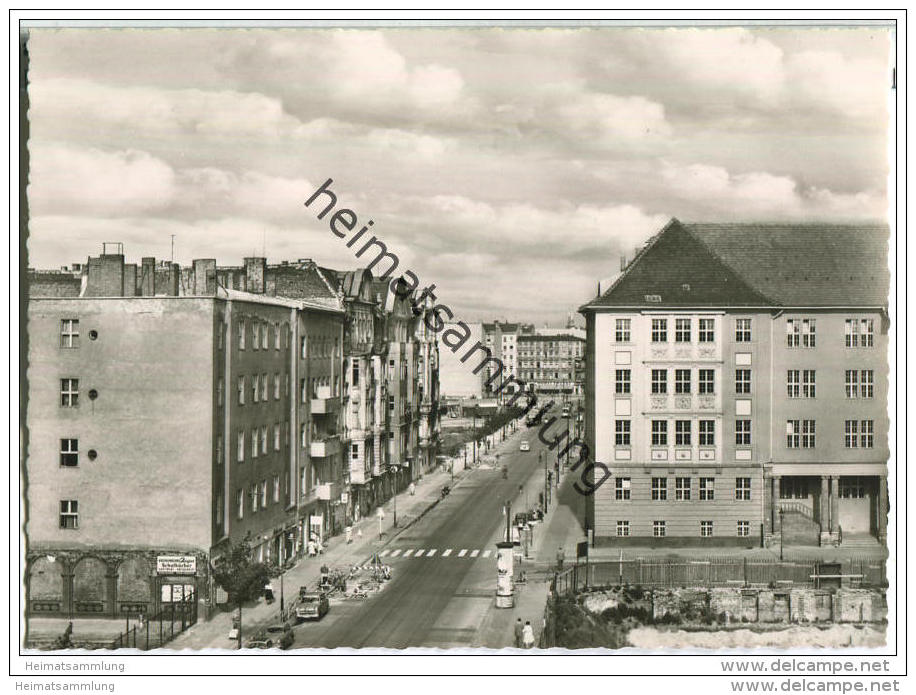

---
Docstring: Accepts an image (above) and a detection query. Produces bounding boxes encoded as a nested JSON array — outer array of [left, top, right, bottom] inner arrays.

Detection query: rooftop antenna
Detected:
[[170, 235, 175, 263], [262, 230, 267, 258]]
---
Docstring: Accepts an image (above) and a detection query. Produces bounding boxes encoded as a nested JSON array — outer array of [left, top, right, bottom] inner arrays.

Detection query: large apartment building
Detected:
[[517, 327, 586, 396], [580, 220, 890, 548], [24, 248, 440, 621]]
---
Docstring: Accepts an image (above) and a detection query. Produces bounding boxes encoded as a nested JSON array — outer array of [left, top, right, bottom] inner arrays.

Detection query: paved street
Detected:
[[289, 418, 557, 649]]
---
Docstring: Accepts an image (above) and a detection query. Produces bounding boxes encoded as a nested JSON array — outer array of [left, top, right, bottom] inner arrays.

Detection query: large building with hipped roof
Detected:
[[579, 219, 890, 548]]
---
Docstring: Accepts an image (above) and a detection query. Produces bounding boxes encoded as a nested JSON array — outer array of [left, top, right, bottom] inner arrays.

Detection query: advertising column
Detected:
[[495, 541, 515, 608]]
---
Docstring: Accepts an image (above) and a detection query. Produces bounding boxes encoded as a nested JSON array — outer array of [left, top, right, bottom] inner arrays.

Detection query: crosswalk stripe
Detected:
[[458, 549, 468, 557], [390, 549, 402, 557], [482, 549, 492, 558], [442, 549, 452, 557], [470, 549, 480, 558], [426, 549, 437, 557], [414, 549, 425, 557], [402, 549, 413, 558], [379, 549, 390, 557]]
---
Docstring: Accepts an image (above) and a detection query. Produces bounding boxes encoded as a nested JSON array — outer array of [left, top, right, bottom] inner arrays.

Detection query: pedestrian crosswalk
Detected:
[[376, 547, 503, 560]]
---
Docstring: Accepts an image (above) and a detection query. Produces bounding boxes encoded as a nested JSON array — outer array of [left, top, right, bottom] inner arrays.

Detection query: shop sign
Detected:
[[156, 555, 197, 575]]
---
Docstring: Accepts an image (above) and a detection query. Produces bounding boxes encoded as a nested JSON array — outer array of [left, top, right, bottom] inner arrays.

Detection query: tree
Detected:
[[211, 534, 275, 649]]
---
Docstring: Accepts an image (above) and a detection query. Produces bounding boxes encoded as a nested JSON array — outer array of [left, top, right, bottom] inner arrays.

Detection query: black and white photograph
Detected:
[[13, 10, 904, 689]]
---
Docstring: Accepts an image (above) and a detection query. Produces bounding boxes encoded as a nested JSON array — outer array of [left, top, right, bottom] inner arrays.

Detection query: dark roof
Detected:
[[582, 219, 890, 310], [518, 334, 584, 342]]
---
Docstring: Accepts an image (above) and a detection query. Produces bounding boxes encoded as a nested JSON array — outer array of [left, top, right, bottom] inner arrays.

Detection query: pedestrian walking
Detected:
[[264, 580, 275, 604], [409, 482, 416, 496], [514, 618, 524, 648], [345, 525, 353, 544], [522, 620, 535, 649], [556, 545, 565, 571]]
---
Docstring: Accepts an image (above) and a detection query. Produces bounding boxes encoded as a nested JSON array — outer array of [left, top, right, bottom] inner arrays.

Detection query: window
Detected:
[[651, 477, 668, 501], [217, 326, 224, 351], [260, 480, 268, 508], [237, 431, 245, 462], [844, 420, 859, 448], [699, 420, 715, 446], [780, 478, 808, 499], [216, 491, 223, 526], [615, 369, 631, 394], [787, 319, 801, 347], [651, 420, 668, 446], [273, 424, 281, 451], [388, 395, 395, 412], [216, 435, 223, 462], [698, 369, 715, 395], [860, 319, 875, 347], [275, 325, 281, 350], [735, 318, 751, 342], [651, 369, 667, 394], [273, 475, 281, 503], [237, 377, 245, 405], [59, 438, 78, 467], [251, 429, 258, 458], [735, 420, 751, 446], [250, 486, 258, 513], [699, 477, 715, 500], [736, 477, 751, 500], [352, 360, 360, 387], [60, 319, 79, 348], [675, 477, 691, 501], [651, 319, 667, 343], [261, 324, 268, 350], [60, 378, 79, 407], [675, 420, 691, 446], [615, 319, 631, 343], [802, 370, 816, 398], [698, 318, 715, 343], [861, 420, 874, 448], [260, 426, 268, 454], [700, 520, 713, 537], [735, 369, 751, 394], [59, 500, 79, 529], [615, 420, 631, 446], [737, 521, 750, 537], [802, 319, 816, 347], [787, 370, 800, 398], [351, 443, 359, 460], [801, 420, 816, 448], [301, 337, 308, 359], [236, 489, 244, 519], [274, 374, 281, 400], [845, 319, 858, 348], [616, 520, 630, 537], [239, 321, 246, 350], [787, 420, 800, 448], [653, 521, 667, 537], [839, 477, 867, 499], [261, 373, 268, 401], [615, 477, 631, 500], [675, 369, 691, 394], [845, 370, 859, 398], [252, 375, 259, 403], [300, 423, 307, 448], [252, 323, 260, 351], [861, 370, 874, 398], [217, 377, 224, 407], [675, 318, 691, 343]]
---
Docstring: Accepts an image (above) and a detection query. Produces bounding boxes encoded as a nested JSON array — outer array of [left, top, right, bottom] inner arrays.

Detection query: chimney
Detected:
[[245, 257, 266, 294], [140, 257, 156, 296], [124, 263, 138, 296], [85, 252, 125, 296], [193, 259, 217, 295], [167, 263, 179, 296]]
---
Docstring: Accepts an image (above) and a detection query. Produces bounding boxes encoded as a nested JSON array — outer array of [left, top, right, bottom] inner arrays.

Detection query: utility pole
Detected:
[[505, 500, 512, 543]]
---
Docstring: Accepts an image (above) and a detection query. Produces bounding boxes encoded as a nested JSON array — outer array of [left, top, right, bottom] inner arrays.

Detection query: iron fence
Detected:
[[107, 594, 198, 650], [552, 557, 885, 596]]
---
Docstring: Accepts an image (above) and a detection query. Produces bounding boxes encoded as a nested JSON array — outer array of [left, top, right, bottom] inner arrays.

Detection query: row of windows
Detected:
[[237, 320, 287, 352], [299, 335, 340, 360], [615, 520, 751, 537], [615, 476, 737, 501], [613, 369, 874, 399], [615, 418, 875, 449], [232, 374, 285, 406], [779, 476, 872, 499], [235, 477, 282, 519], [616, 419, 717, 447], [610, 317, 876, 348], [235, 424, 286, 462]]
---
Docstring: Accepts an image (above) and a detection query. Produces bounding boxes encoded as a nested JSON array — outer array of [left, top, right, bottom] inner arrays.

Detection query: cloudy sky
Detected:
[[26, 26, 893, 324]]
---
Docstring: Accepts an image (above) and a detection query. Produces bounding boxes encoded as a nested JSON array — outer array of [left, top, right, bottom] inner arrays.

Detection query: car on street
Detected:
[[562, 406, 570, 418], [294, 590, 330, 621], [519, 440, 530, 452]]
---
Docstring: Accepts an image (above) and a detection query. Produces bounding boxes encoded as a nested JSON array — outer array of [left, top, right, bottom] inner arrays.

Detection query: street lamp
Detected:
[[391, 465, 399, 528]]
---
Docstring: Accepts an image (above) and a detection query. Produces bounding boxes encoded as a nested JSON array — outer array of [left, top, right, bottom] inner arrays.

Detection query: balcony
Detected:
[[310, 436, 340, 458], [311, 385, 339, 416], [315, 481, 341, 501], [350, 463, 369, 485]]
